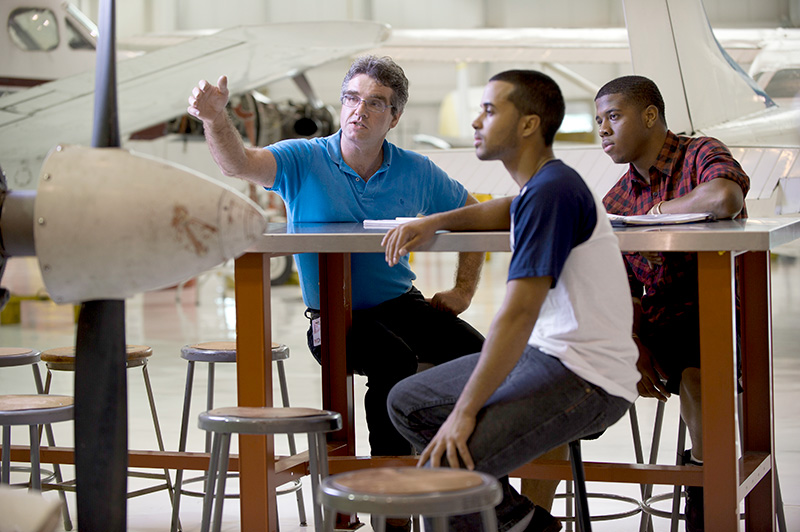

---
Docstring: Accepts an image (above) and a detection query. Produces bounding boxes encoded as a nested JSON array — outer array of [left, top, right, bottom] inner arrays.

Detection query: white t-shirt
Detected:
[[509, 160, 639, 402]]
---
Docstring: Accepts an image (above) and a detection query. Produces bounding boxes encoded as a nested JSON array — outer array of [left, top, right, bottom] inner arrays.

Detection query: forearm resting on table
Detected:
[[658, 178, 744, 219]]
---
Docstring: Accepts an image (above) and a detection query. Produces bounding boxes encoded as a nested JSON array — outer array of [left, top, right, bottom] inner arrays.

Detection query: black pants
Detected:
[[306, 286, 484, 456]]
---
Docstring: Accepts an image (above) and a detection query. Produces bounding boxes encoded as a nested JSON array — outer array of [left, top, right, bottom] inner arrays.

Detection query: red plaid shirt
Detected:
[[602, 131, 750, 325]]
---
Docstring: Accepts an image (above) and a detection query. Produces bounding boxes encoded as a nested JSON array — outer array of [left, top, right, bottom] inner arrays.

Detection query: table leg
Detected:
[[697, 251, 738, 530], [319, 252, 360, 530], [318, 252, 355, 452], [739, 251, 777, 531], [235, 253, 276, 532]]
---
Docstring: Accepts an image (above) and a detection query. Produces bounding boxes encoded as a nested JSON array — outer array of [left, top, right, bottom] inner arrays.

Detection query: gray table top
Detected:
[[244, 218, 800, 255]]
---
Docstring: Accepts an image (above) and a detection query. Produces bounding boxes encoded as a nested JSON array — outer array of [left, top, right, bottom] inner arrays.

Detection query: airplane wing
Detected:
[[0, 21, 390, 188], [364, 27, 799, 66], [422, 144, 800, 216]]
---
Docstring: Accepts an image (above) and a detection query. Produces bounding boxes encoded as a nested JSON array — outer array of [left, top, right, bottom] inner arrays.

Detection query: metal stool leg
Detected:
[[43, 369, 53, 395], [634, 400, 665, 532], [27, 364, 74, 530], [2, 425, 10, 484], [206, 363, 215, 454], [29, 424, 42, 490], [308, 431, 328, 532], [200, 432, 223, 532], [277, 357, 308, 526], [41, 416, 73, 530], [171, 360, 196, 532], [211, 434, 232, 532], [480, 508, 498, 532], [669, 418, 687, 532], [142, 363, 176, 504], [569, 440, 592, 532], [431, 515, 447, 531]]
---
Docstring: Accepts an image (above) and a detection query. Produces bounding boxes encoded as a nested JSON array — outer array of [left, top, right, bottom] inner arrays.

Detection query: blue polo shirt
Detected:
[[266, 130, 468, 309]]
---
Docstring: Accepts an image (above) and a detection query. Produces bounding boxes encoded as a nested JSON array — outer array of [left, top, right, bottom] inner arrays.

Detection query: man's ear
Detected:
[[643, 105, 660, 129], [520, 114, 541, 138], [389, 110, 403, 129]]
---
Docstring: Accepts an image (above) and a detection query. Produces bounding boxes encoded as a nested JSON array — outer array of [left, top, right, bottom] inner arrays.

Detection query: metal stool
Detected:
[[39, 345, 174, 501], [0, 395, 73, 520], [0, 348, 72, 530], [558, 404, 668, 531], [198, 406, 342, 532], [318, 467, 503, 532], [171, 341, 307, 532], [640, 397, 787, 532], [567, 440, 593, 532], [0, 348, 45, 393]]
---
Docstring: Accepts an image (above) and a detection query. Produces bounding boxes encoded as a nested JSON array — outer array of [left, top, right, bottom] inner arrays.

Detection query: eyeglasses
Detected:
[[340, 94, 393, 113]]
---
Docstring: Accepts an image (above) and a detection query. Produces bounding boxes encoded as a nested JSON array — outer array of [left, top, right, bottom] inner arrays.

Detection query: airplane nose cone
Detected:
[[34, 145, 267, 303]]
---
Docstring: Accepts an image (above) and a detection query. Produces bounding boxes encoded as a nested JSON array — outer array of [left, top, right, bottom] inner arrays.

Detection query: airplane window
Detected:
[[763, 69, 800, 99], [66, 18, 94, 50], [8, 8, 59, 51]]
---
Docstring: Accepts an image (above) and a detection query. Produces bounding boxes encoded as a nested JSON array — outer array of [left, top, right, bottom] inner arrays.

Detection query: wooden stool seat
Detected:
[[0, 348, 40, 367], [41, 345, 152, 367], [0, 394, 74, 418], [331, 467, 484, 495], [319, 467, 502, 532], [207, 406, 326, 420], [1, 394, 74, 495], [0, 394, 73, 411]]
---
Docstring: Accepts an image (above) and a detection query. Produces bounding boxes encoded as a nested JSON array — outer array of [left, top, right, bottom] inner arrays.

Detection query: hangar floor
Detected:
[[1, 249, 798, 531]]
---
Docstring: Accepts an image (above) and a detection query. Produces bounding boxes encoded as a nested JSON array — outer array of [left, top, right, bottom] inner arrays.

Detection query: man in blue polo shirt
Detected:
[[383, 70, 639, 532], [188, 56, 485, 467]]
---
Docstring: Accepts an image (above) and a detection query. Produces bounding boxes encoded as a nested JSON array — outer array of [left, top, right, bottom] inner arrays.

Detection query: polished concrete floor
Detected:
[[1, 249, 798, 531]]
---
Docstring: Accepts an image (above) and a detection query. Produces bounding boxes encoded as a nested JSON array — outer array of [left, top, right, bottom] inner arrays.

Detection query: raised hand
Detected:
[[188, 75, 230, 124]]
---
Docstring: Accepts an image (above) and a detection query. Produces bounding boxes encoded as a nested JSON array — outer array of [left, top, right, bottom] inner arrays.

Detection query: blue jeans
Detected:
[[388, 345, 631, 531], [306, 287, 484, 456]]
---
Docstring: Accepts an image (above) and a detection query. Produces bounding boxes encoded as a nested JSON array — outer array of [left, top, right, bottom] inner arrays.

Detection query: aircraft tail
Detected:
[[622, 0, 774, 135]]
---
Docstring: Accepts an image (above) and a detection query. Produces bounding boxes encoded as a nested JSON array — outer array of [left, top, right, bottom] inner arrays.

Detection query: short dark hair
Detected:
[[341, 55, 409, 117], [488, 70, 565, 146], [595, 75, 667, 126]]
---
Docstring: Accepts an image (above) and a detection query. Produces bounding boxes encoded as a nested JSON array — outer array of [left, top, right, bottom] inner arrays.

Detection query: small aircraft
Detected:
[[0, 1, 390, 190], [406, 0, 800, 223], [0, 2, 390, 286]]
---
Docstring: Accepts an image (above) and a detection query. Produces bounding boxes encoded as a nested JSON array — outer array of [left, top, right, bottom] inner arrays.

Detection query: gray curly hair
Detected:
[[341, 55, 409, 116]]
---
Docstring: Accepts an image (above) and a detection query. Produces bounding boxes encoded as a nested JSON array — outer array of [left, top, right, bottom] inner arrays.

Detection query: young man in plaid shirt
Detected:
[[596, 75, 750, 532]]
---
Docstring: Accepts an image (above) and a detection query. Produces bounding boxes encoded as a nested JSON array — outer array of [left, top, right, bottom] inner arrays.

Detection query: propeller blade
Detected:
[[75, 0, 128, 529]]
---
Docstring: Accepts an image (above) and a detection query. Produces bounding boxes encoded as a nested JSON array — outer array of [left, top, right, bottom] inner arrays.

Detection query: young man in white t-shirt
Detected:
[[382, 70, 639, 532]]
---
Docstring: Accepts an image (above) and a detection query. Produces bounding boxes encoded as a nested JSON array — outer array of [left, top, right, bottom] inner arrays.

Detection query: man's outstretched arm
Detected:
[[188, 75, 277, 187]]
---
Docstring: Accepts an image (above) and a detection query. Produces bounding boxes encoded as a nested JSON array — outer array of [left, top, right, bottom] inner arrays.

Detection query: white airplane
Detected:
[[0, 1, 390, 190], [0, 1, 391, 291], [3, 0, 799, 216], [410, 0, 800, 222]]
